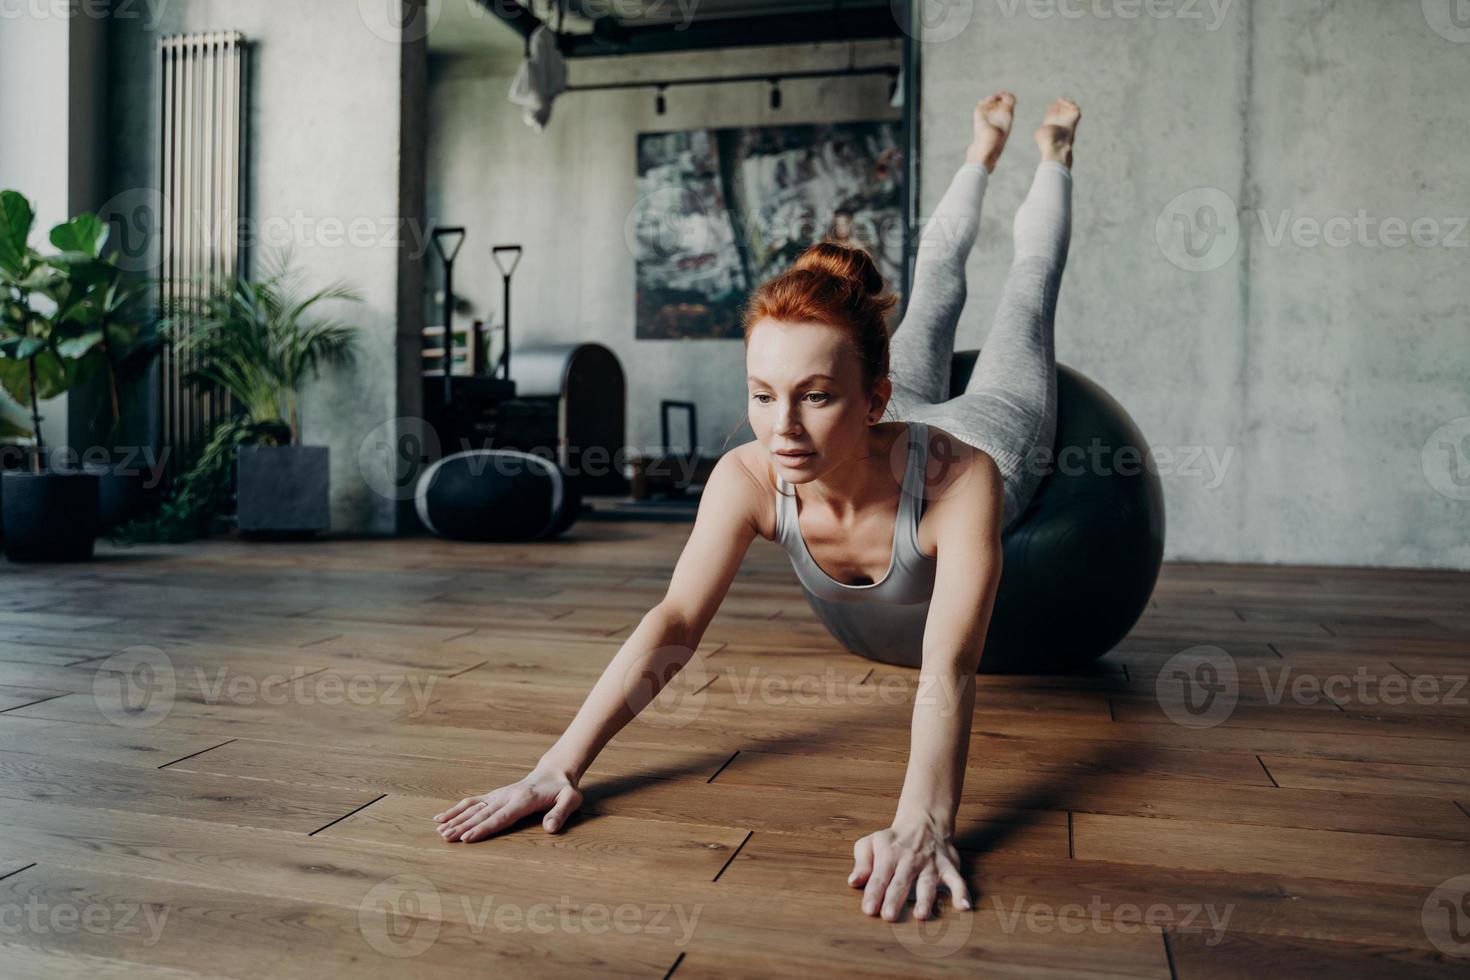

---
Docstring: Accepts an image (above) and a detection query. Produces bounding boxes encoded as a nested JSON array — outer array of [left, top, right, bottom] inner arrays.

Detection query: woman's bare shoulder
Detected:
[[917, 423, 1000, 492], [724, 440, 779, 542], [914, 424, 1004, 555]]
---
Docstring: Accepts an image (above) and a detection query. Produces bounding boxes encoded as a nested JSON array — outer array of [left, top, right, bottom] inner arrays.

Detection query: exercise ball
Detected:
[[950, 351, 1165, 673], [415, 449, 580, 542]]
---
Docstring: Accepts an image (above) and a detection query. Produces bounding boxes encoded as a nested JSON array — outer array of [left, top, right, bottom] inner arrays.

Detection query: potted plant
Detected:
[[163, 248, 359, 538], [0, 190, 103, 561], [45, 210, 163, 531], [108, 414, 270, 544]]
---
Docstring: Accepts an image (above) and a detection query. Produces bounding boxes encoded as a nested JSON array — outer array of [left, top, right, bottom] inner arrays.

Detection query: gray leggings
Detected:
[[885, 160, 1073, 531]]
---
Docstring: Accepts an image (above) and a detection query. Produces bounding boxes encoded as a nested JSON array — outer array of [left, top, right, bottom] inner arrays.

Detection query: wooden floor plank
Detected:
[[1072, 812, 1470, 887], [0, 939, 231, 980], [0, 753, 380, 834], [317, 793, 752, 881], [0, 684, 70, 712], [0, 643, 117, 668], [0, 716, 226, 768], [1258, 754, 1470, 800], [711, 745, 1276, 796], [722, 832, 1449, 953], [1165, 929, 1465, 979], [0, 863, 670, 979]]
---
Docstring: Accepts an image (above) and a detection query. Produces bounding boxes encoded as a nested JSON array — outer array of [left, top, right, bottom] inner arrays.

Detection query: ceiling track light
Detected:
[[564, 66, 900, 101], [655, 84, 667, 115]]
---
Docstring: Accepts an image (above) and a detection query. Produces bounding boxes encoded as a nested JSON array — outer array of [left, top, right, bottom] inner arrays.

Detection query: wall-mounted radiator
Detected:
[[157, 31, 245, 473]]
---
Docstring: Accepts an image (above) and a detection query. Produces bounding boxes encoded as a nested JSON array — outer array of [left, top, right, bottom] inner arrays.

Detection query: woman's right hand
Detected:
[[433, 767, 583, 843]]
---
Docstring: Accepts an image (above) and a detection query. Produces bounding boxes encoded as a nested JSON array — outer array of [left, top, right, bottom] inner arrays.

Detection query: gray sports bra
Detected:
[[773, 421, 938, 606]]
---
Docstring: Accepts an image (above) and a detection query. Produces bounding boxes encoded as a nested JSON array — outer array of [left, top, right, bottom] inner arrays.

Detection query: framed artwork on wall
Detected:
[[630, 120, 905, 340]]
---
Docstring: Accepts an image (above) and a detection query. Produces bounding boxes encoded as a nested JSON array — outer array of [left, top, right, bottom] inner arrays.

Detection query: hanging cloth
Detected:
[[508, 24, 567, 132]]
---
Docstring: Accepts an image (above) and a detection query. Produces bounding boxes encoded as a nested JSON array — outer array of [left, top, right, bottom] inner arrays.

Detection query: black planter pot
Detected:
[[1, 470, 101, 562], [55, 459, 166, 533], [236, 444, 331, 539], [98, 466, 164, 531], [0, 447, 25, 544]]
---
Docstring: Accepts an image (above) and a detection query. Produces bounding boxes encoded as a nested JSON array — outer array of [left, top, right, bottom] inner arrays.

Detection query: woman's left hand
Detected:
[[848, 817, 972, 920]]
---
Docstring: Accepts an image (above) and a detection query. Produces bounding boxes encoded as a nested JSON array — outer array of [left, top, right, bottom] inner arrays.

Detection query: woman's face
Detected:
[[745, 318, 886, 481]]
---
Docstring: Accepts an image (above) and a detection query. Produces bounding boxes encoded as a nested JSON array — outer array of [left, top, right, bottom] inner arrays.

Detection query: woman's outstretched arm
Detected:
[[849, 447, 1005, 919], [432, 450, 766, 843]]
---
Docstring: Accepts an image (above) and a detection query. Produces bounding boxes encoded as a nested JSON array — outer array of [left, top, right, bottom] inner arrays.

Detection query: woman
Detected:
[[433, 91, 1079, 924]]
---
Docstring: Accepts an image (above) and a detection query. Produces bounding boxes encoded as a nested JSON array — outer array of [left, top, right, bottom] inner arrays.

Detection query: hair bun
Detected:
[[792, 242, 886, 296], [744, 239, 899, 406]]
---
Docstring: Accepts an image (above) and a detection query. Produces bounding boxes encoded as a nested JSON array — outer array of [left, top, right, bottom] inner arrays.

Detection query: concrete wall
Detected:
[[0, 8, 91, 455], [426, 39, 903, 460], [105, 0, 425, 534], [919, 0, 1470, 569]]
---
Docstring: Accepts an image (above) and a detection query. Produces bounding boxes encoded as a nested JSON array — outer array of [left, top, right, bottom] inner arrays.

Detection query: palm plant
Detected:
[[164, 248, 360, 445], [112, 250, 361, 544]]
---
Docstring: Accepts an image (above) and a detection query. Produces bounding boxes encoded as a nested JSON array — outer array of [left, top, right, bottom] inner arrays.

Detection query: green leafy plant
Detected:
[[0, 190, 100, 472], [163, 247, 360, 445], [45, 211, 160, 447], [0, 280, 30, 455], [112, 250, 361, 543], [110, 416, 278, 544]]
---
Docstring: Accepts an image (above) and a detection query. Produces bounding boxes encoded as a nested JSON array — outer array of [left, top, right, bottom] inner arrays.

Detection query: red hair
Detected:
[[742, 242, 898, 397]]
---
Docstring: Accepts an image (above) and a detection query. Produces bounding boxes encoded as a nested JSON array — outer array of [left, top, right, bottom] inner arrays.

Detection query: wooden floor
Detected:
[[1, 523, 1468, 978]]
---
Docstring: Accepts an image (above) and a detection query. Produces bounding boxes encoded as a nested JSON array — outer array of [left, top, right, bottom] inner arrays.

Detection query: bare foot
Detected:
[[966, 91, 1016, 174], [1035, 98, 1081, 169]]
